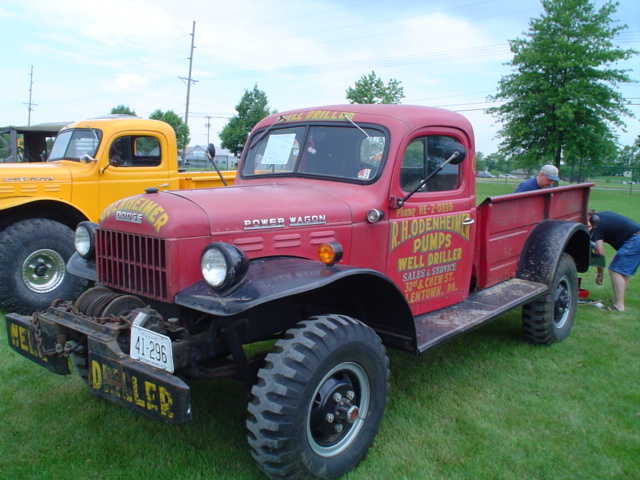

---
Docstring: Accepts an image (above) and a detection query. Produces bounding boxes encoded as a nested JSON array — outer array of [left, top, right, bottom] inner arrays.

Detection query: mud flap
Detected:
[[5, 313, 72, 375], [88, 350, 192, 424]]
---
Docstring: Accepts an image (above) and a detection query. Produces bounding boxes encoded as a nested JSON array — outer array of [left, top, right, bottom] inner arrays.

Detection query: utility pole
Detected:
[[23, 66, 37, 125], [179, 21, 198, 161], [205, 116, 212, 145]]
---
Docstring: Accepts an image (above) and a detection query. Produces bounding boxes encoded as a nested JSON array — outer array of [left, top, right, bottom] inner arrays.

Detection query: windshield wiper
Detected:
[[343, 113, 370, 139], [247, 115, 285, 150], [86, 123, 101, 152]]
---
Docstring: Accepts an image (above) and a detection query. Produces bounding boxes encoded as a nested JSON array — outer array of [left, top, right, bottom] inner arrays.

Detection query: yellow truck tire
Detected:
[[0, 219, 86, 314]]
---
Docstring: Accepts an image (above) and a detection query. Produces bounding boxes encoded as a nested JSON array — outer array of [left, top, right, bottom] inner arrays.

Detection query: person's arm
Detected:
[[594, 239, 605, 285]]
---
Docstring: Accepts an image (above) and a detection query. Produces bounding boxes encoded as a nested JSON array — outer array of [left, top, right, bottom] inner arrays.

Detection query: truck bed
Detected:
[[177, 170, 236, 189], [474, 183, 592, 290]]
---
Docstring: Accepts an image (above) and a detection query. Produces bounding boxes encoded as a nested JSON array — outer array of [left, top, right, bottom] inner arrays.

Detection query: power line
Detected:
[[210, 44, 509, 80]]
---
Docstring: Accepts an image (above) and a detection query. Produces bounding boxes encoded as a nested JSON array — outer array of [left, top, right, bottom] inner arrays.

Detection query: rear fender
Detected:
[[175, 257, 417, 351], [516, 220, 590, 284]]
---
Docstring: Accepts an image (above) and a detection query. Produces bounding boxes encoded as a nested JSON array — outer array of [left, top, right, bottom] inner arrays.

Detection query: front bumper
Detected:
[[5, 305, 192, 424]]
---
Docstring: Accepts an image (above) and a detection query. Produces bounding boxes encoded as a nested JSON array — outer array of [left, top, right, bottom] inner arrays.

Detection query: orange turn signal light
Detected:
[[318, 242, 343, 266]]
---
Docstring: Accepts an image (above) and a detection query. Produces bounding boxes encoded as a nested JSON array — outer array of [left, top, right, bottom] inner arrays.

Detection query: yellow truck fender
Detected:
[[0, 197, 90, 227]]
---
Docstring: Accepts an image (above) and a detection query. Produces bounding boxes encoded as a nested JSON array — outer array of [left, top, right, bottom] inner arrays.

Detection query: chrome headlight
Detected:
[[75, 221, 98, 259], [201, 243, 249, 291]]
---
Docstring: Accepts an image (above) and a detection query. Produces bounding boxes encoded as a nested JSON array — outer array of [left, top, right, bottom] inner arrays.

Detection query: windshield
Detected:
[[48, 129, 102, 161], [242, 124, 387, 182]]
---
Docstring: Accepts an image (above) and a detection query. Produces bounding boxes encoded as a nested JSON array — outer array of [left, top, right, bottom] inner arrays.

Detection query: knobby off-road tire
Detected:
[[247, 315, 390, 480], [522, 252, 578, 345], [0, 219, 86, 314]]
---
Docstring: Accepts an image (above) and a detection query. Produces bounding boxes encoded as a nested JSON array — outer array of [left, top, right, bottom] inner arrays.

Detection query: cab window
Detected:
[[110, 136, 161, 167], [400, 135, 460, 192]]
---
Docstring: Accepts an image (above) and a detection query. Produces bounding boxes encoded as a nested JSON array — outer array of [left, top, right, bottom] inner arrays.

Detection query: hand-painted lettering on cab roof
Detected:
[[280, 110, 356, 123]]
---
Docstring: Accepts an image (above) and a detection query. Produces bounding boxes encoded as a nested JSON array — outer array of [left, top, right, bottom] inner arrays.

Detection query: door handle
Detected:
[[158, 183, 169, 188], [463, 218, 475, 225]]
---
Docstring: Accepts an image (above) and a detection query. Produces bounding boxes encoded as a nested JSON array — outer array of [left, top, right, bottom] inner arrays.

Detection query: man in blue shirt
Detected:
[[514, 164, 560, 193], [589, 210, 640, 312]]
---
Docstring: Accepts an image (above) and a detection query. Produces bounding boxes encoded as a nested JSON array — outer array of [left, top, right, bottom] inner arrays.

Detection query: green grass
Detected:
[[1, 182, 639, 480], [476, 175, 640, 199]]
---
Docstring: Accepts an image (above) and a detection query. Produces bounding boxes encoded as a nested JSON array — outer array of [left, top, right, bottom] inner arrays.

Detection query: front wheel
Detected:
[[522, 252, 578, 345], [0, 219, 86, 314], [247, 315, 389, 480]]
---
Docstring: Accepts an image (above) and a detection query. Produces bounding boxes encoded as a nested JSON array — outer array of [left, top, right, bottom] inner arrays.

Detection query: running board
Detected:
[[415, 278, 548, 354]]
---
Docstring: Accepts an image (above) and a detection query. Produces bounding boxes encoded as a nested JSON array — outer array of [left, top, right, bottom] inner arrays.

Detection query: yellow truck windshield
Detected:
[[49, 129, 102, 161]]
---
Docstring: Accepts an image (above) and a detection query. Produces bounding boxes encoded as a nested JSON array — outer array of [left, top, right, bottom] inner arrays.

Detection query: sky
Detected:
[[1, 0, 639, 156]]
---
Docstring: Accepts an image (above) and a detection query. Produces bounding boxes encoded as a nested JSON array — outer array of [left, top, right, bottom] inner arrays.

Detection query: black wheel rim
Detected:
[[553, 275, 572, 329], [306, 361, 370, 457]]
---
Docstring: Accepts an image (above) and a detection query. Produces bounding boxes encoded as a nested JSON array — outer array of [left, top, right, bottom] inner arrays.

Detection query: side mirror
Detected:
[[79, 154, 97, 164], [443, 142, 466, 165], [206, 143, 228, 186], [206, 143, 216, 160]]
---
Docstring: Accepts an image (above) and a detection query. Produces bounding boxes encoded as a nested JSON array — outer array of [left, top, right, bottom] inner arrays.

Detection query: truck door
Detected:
[[99, 133, 173, 210], [388, 132, 476, 316]]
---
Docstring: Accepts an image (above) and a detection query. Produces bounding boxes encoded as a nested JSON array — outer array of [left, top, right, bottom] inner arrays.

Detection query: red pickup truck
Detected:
[[6, 104, 591, 480]]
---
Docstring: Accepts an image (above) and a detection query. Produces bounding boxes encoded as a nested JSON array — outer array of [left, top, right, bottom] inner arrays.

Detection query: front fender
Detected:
[[0, 197, 90, 229], [67, 252, 97, 281], [516, 220, 590, 285], [176, 257, 391, 316], [175, 257, 417, 350], [0, 196, 60, 211]]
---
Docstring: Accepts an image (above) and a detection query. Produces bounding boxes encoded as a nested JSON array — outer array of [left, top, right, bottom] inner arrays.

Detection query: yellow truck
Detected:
[[0, 115, 235, 314]]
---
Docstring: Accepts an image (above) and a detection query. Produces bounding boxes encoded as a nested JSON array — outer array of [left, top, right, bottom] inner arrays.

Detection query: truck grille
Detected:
[[96, 229, 168, 301]]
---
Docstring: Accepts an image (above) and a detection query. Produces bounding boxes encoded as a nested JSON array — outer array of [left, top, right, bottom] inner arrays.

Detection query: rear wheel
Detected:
[[0, 219, 86, 314], [247, 315, 389, 479], [522, 253, 578, 345]]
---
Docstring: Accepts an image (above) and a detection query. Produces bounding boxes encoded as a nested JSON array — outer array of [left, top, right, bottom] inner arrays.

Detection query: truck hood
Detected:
[[99, 184, 352, 239], [0, 162, 73, 184], [172, 184, 352, 236]]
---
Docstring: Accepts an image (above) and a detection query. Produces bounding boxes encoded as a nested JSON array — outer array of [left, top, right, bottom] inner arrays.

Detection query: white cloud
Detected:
[[2, 0, 637, 151], [107, 73, 151, 93]]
